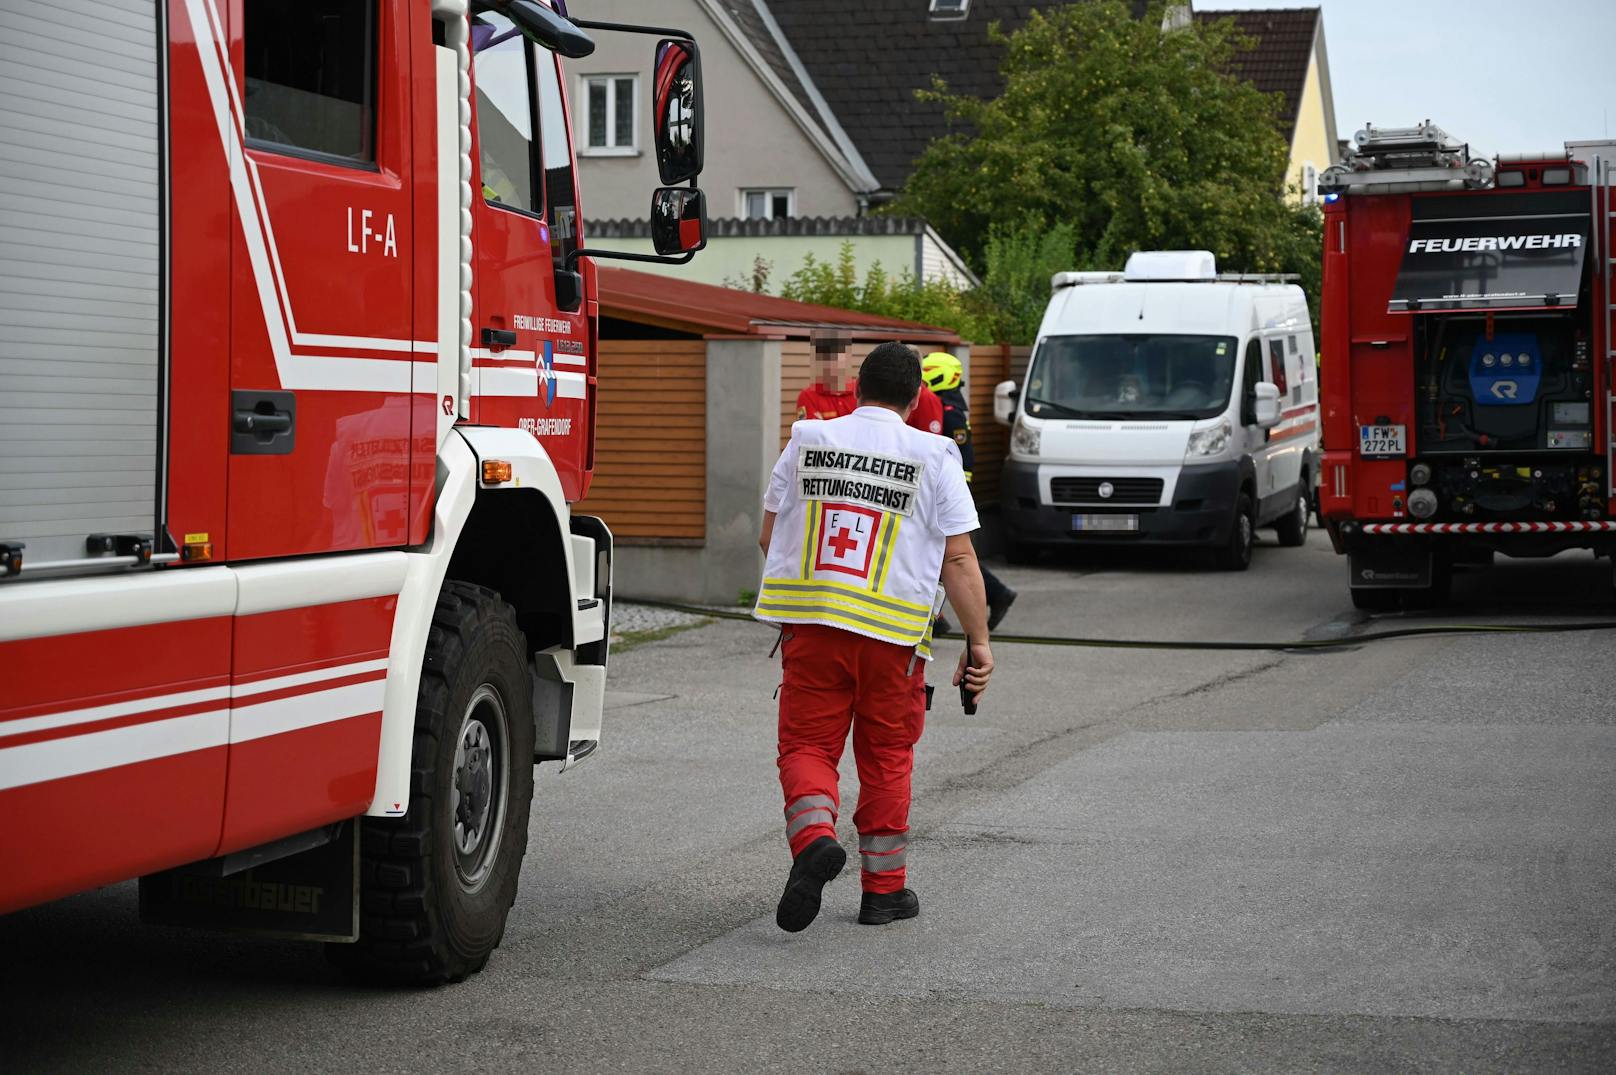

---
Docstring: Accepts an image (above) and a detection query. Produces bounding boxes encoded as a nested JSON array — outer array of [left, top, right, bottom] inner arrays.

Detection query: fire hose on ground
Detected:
[[619, 599, 1616, 653]]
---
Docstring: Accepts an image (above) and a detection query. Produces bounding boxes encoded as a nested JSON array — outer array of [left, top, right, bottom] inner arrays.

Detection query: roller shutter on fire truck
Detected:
[[0, 0, 163, 568]]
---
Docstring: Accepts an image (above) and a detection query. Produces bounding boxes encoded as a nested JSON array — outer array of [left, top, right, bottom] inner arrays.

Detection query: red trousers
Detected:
[[777, 623, 927, 894]]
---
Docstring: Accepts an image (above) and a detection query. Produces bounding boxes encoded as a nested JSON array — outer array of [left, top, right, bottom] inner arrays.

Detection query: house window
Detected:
[[583, 74, 638, 154], [742, 189, 793, 220], [244, 0, 376, 164], [929, 0, 970, 19]]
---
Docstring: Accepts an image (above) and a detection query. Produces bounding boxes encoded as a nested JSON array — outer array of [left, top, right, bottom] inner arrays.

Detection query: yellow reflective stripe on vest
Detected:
[[762, 577, 930, 619], [757, 578, 931, 645], [800, 507, 821, 579], [756, 604, 921, 645], [757, 592, 927, 636], [869, 513, 901, 592]]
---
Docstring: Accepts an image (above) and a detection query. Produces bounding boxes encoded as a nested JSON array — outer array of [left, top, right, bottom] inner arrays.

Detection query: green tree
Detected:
[[894, 0, 1322, 326], [971, 222, 1080, 344]]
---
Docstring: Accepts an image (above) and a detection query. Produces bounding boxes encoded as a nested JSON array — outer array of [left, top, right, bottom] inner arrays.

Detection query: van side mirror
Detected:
[[1254, 382, 1281, 428], [993, 380, 1019, 426], [652, 38, 703, 184], [651, 187, 706, 255]]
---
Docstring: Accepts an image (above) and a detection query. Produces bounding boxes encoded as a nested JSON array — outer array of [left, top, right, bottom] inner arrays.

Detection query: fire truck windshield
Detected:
[[1023, 334, 1239, 421]]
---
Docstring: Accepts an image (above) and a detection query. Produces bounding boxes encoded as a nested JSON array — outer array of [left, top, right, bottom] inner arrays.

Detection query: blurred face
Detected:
[[812, 344, 851, 391]]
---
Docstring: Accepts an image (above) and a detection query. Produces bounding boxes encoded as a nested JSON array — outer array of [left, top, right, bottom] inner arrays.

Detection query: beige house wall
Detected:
[[1286, 47, 1336, 202], [587, 233, 975, 292], [569, 0, 859, 224]]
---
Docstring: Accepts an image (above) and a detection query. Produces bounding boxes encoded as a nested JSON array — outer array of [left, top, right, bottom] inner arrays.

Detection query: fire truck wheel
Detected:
[[1274, 487, 1310, 548], [328, 580, 535, 985], [1212, 492, 1255, 571]]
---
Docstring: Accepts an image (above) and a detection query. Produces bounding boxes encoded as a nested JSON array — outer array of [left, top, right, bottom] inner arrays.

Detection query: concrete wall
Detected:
[[613, 338, 782, 604], [571, 0, 858, 224]]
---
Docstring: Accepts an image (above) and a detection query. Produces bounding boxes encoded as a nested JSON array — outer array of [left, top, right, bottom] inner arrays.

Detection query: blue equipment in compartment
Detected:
[[1468, 333, 1541, 407]]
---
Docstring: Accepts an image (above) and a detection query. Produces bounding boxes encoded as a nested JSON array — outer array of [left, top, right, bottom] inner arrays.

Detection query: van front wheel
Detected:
[[1274, 487, 1310, 547], [1212, 492, 1255, 571]]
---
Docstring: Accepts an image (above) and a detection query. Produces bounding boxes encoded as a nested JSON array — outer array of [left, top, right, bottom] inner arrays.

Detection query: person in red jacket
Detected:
[[906, 382, 945, 437], [796, 332, 858, 420], [797, 336, 948, 433]]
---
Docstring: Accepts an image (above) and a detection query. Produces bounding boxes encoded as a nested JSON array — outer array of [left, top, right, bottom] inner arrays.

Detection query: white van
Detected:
[[992, 251, 1319, 570]]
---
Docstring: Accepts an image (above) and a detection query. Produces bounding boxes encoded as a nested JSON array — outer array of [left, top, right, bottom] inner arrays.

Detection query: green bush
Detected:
[[778, 242, 991, 342]]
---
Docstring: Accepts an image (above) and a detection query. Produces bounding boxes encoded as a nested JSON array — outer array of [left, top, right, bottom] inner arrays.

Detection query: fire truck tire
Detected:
[[1212, 492, 1255, 571], [1274, 487, 1310, 547], [328, 581, 535, 985]]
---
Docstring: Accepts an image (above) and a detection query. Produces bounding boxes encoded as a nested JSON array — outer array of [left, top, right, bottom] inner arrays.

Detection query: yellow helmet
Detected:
[[921, 351, 963, 392]]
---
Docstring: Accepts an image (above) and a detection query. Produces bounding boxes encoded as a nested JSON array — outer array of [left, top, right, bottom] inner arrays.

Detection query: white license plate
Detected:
[[1072, 514, 1139, 532], [1359, 424, 1406, 457]]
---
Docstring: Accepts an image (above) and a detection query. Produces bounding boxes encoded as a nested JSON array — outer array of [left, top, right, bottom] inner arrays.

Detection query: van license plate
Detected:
[[1072, 514, 1139, 532], [1359, 424, 1406, 457]]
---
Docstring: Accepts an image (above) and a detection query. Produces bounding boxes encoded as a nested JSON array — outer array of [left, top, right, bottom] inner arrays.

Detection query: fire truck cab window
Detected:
[[244, 0, 376, 163], [533, 46, 580, 274], [471, 13, 538, 214]]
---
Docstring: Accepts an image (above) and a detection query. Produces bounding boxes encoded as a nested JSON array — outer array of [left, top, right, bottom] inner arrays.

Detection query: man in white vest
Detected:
[[755, 341, 995, 932]]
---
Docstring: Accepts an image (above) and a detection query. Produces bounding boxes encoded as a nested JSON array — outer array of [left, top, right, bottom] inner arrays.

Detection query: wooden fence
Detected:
[[574, 340, 707, 541], [967, 344, 1032, 507], [779, 338, 813, 449], [580, 338, 1032, 541]]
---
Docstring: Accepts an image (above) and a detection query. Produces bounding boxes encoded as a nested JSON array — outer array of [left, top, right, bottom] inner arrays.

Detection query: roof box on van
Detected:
[[1122, 250, 1217, 281]]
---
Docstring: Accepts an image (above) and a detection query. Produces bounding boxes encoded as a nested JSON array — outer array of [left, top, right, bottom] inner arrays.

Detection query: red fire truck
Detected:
[[1317, 124, 1616, 608], [0, 0, 708, 983]]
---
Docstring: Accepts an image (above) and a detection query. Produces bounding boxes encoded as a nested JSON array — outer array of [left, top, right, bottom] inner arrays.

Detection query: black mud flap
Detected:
[[139, 821, 359, 942], [1349, 545, 1432, 589]]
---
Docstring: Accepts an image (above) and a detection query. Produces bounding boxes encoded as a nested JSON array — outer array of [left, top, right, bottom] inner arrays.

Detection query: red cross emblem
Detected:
[[814, 504, 881, 578]]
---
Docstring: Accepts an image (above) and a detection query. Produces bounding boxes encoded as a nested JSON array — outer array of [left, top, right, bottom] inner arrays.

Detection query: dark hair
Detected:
[[856, 341, 921, 407], [812, 330, 850, 355]]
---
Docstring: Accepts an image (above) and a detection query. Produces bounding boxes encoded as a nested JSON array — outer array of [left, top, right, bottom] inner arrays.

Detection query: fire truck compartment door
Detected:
[[0, 0, 164, 567], [1389, 192, 1589, 313]]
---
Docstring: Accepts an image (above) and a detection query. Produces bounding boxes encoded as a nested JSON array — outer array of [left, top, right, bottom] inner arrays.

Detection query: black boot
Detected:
[[858, 888, 920, 925], [776, 836, 847, 933], [987, 589, 1017, 631]]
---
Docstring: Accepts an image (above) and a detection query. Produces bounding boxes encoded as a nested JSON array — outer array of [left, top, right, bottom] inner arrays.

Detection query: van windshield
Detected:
[[1022, 334, 1239, 421]]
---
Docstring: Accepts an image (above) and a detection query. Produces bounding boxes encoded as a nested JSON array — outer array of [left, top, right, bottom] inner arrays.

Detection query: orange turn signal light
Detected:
[[181, 543, 214, 562], [482, 460, 513, 484]]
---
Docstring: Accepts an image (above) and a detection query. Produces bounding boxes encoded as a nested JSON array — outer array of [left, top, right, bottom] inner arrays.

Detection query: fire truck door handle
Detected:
[[231, 390, 296, 456], [482, 327, 517, 348]]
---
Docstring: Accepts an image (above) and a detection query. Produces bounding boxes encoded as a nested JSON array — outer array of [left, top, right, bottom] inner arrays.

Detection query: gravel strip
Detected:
[[611, 600, 710, 636]]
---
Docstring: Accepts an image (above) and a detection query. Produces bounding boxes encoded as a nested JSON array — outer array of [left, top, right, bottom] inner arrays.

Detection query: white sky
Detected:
[[1194, 0, 1616, 159]]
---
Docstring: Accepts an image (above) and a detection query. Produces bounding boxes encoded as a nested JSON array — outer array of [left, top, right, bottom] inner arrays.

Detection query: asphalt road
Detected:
[[4, 528, 1614, 1073]]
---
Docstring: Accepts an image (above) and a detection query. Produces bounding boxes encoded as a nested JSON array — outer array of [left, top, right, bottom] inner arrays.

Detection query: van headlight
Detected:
[[1010, 418, 1041, 458], [1184, 419, 1231, 460]]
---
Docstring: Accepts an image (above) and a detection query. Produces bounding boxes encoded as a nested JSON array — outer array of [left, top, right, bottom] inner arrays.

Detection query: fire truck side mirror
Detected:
[[554, 269, 582, 311], [651, 187, 707, 256], [653, 38, 703, 185], [1253, 382, 1282, 429], [486, 0, 597, 58]]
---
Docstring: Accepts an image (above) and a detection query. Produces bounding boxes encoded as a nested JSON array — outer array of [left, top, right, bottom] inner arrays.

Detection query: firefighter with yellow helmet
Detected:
[[921, 352, 1017, 632]]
